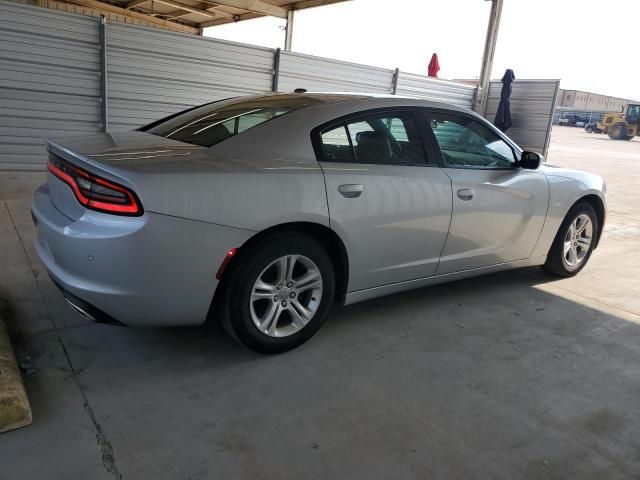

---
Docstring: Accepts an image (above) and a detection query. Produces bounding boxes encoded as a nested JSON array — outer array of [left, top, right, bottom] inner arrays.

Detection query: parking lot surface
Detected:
[[1, 126, 639, 479]]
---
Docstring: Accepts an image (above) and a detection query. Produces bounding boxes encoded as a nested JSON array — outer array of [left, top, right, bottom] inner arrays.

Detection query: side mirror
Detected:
[[519, 151, 542, 169]]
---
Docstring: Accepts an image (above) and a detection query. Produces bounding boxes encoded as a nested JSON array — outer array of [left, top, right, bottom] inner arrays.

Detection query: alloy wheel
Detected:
[[563, 214, 593, 268], [249, 255, 323, 337]]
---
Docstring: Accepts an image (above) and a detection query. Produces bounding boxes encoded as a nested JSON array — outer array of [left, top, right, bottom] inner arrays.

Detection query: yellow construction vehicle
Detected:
[[597, 103, 640, 140]]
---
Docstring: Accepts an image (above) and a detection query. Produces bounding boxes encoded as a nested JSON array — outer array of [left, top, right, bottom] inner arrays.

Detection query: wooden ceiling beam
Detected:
[[126, 0, 149, 8], [198, 10, 261, 27], [64, 0, 200, 33], [210, 0, 287, 18], [144, 0, 213, 17], [127, 0, 236, 19], [162, 8, 194, 19]]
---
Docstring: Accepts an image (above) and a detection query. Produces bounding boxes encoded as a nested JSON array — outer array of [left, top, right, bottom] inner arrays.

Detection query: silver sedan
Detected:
[[32, 94, 606, 353]]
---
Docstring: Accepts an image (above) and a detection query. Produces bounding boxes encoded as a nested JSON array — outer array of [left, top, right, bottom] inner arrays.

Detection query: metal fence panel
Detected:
[[395, 73, 476, 109], [484, 79, 560, 156], [0, 0, 101, 170], [0, 1, 559, 170], [106, 23, 275, 131], [278, 51, 394, 94]]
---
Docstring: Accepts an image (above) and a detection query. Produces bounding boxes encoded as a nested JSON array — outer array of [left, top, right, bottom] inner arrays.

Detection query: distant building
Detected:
[[556, 89, 635, 113]]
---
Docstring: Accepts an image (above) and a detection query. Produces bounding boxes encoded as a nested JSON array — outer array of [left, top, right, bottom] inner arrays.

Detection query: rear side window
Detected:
[[143, 96, 321, 147], [321, 125, 353, 161], [319, 111, 427, 165]]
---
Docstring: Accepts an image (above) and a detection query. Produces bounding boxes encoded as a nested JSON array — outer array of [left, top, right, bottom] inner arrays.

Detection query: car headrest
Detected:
[[195, 123, 231, 146], [355, 131, 392, 163]]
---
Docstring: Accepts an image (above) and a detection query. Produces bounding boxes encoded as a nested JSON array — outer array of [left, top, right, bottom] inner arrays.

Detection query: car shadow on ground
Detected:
[[9, 264, 636, 479], [39, 266, 581, 363]]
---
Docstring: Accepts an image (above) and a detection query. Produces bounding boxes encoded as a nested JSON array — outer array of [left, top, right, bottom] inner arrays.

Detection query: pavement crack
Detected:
[[58, 337, 123, 480], [2, 199, 122, 479]]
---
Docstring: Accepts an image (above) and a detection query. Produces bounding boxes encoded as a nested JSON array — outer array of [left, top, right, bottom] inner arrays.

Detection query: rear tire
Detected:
[[221, 232, 335, 354], [543, 202, 598, 277], [608, 123, 627, 140]]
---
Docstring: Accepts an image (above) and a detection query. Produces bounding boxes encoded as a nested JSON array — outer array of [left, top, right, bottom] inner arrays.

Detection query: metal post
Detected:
[[272, 48, 281, 92], [284, 9, 294, 51], [475, 0, 503, 115], [99, 16, 108, 133], [391, 68, 399, 95]]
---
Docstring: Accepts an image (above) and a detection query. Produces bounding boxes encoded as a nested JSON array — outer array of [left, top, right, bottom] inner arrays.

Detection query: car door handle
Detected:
[[339, 184, 364, 198], [457, 188, 474, 201]]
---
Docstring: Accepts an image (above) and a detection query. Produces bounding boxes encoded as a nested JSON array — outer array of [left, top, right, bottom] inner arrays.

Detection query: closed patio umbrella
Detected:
[[494, 69, 515, 132], [428, 53, 440, 78]]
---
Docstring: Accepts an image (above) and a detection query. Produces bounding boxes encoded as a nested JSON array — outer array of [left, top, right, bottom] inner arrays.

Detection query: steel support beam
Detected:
[[475, 0, 503, 115], [284, 9, 294, 51], [391, 68, 399, 95], [272, 47, 281, 92], [99, 16, 108, 133]]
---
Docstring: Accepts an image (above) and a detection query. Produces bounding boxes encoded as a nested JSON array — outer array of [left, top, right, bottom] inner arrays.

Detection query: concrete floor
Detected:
[[1, 126, 639, 479]]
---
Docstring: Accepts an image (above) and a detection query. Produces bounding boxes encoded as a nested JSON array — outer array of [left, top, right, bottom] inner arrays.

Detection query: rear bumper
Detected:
[[32, 183, 254, 327]]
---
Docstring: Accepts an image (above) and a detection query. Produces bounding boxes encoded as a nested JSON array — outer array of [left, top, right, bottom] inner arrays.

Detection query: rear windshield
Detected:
[[141, 96, 320, 147]]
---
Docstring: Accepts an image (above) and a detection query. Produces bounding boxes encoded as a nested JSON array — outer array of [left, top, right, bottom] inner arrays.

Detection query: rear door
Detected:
[[314, 108, 453, 292], [421, 110, 549, 275]]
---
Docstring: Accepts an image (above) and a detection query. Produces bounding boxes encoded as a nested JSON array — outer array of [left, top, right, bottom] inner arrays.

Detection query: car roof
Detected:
[[239, 92, 473, 114]]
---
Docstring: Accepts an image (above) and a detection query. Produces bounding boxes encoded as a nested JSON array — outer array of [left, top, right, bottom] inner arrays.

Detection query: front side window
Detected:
[[426, 113, 516, 168], [142, 96, 322, 147], [319, 111, 427, 165]]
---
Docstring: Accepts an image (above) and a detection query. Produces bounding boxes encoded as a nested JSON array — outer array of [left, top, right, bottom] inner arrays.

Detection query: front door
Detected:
[[422, 110, 549, 275], [316, 109, 453, 292]]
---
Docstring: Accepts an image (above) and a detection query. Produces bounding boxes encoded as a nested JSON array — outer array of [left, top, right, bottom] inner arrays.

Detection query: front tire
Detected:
[[543, 202, 598, 277], [221, 233, 335, 354]]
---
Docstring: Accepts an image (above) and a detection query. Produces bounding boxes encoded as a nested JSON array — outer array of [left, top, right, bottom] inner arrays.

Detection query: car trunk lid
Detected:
[[46, 131, 205, 219]]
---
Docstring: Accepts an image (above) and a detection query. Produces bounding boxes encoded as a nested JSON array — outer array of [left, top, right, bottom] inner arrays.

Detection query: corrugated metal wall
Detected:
[[484, 79, 560, 156], [278, 51, 394, 94], [0, 0, 101, 170], [0, 1, 559, 170], [107, 22, 275, 131], [396, 73, 476, 109]]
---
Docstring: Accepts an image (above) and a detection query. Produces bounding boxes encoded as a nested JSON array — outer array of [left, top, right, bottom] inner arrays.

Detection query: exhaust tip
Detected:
[[63, 297, 96, 321], [49, 274, 127, 326]]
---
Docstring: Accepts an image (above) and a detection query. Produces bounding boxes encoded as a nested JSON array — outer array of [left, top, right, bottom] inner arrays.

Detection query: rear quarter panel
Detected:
[[107, 112, 333, 232], [33, 182, 254, 326]]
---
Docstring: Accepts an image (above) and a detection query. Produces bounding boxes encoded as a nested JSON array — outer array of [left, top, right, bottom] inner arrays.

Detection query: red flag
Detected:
[[428, 53, 440, 78]]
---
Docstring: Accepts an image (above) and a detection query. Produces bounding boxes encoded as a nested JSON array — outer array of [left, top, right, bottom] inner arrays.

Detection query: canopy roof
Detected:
[[48, 0, 349, 33]]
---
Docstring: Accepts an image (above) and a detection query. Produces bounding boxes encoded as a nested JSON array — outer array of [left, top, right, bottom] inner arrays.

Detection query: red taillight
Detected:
[[47, 154, 143, 216]]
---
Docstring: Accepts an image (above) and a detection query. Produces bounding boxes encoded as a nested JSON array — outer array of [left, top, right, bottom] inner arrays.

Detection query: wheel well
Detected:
[[219, 222, 350, 305], [577, 194, 605, 248]]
